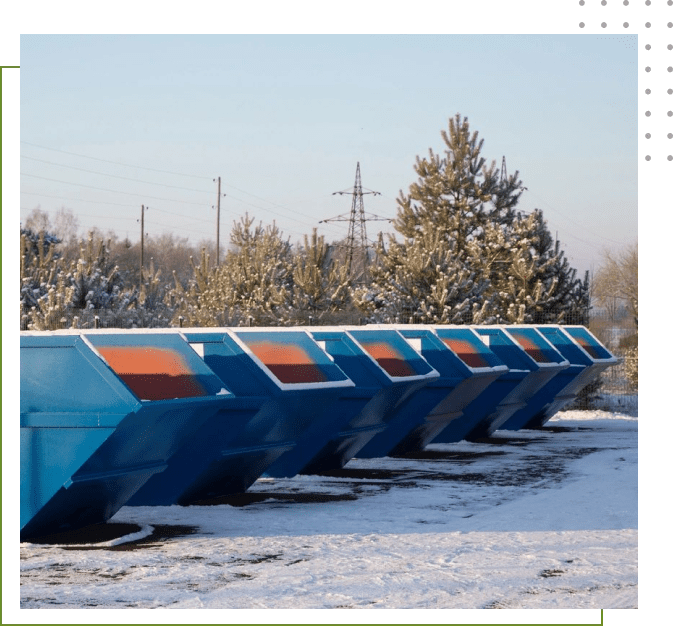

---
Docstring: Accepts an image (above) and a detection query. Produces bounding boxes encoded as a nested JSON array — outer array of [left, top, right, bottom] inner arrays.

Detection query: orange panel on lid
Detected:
[[359, 342, 416, 378], [245, 340, 328, 384], [96, 346, 208, 400], [440, 338, 490, 368]]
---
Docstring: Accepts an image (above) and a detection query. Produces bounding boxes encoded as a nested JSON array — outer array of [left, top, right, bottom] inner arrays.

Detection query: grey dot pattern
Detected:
[[580, 3, 673, 162]]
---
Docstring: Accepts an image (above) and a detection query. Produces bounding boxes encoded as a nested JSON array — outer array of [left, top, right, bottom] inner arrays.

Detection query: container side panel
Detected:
[[20, 344, 136, 414], [21, 427, 115, 529]]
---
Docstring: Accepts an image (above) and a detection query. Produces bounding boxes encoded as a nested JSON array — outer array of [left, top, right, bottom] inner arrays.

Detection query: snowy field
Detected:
[[16, 409, 637, 619]]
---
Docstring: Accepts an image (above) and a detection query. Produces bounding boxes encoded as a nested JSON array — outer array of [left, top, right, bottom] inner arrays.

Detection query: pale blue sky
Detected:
[[20, 34, 637, 276]]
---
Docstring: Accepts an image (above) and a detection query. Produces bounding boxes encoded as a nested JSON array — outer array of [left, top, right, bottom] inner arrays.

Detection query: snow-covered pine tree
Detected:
[[20, 228, 61, 328], [465, 210, 588, 324], [22, 231, 143, 330], [394, 113, 525, 251], [119, 258, 177, 328], [360, 114, 586, 326], [483, 210, 588, 324], [66, 232, 124, 312], [290, 228, 353, 325], [355, 114, 524, 324], [171, 214, 295, 327], [353, 223, 496, 324]]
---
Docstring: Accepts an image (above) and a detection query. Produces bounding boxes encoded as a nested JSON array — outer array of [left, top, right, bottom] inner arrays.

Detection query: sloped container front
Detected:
[[496, 326, 581, 431], [128, 328, 354, 504], [428, 327, 518, 443], [461, 326, 569, 438], [265, 327, 439, 476], [356, 326, 507, 458], [21, 331, 229, 540], [519, 325, 620, 428]]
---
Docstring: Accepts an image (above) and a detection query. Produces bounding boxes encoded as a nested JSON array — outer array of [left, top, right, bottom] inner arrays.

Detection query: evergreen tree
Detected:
[[357, 115, 585, 326], [394, 113, 525, 250], [171, 215, 295, 327], [353, 224, 496, 324], [471, 210, 589, 324], [21, 231, 134, 330], [20, 228, 61, 328], [290, 229, 353, 325]]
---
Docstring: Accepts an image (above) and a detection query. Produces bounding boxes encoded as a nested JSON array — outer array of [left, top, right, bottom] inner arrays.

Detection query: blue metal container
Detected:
[[21, 330, 230, 539], [265, 327, 439, 476], [356, 326, 507, 458], [463, 326, 569, 438], [496, 326, 580, 431], [429, 327, 520, 442], [127, 328, 354, 504], [519, 325, 620, 428]]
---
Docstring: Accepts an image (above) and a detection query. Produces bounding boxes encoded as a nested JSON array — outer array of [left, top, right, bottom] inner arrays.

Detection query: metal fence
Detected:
[[574, 307, 638, 413]]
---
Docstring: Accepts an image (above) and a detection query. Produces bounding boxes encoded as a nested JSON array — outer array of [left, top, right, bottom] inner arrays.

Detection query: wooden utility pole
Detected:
[[216, 177, 221, 266]]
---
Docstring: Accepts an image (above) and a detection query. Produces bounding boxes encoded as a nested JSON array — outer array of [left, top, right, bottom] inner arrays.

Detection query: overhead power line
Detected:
[[20, 141, 213, 180], [21, 173, 210, 206], [21, 155, 213, 194]]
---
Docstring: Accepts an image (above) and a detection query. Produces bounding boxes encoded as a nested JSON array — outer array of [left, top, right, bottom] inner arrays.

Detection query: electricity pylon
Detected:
[[319, 162, 390, 285]]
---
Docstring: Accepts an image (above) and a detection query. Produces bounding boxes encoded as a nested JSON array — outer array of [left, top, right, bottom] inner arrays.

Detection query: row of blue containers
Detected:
[[20, 324, 618, 540]]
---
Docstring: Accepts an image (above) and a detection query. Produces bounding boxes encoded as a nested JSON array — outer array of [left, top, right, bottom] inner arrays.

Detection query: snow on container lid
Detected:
[[231, 330, 352, 387], [506, 327, 566, 364], [433, 328, 503, 370], [563, 326, 616, 361], [347, 329, 436, 379], [84, 333, 228, 401]]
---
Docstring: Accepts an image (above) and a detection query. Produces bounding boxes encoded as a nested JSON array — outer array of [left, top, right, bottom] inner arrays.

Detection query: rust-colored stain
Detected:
[[508, 332, 552, 363], [244, 340, 328, 384], [440, 338, 490, 368], [96, 346, 208, 400], [358, 342, 416, 378]]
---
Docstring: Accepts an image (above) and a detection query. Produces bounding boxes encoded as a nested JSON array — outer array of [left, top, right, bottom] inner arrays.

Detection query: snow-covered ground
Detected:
[[16, 410, 637, 619]]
